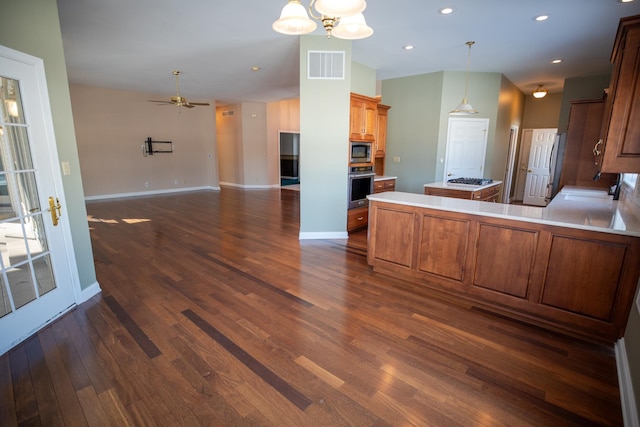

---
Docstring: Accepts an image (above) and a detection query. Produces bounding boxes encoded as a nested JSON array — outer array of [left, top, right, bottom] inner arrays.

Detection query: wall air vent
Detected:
[[222, 110, 235, 116], [308, 50, 345, 80]]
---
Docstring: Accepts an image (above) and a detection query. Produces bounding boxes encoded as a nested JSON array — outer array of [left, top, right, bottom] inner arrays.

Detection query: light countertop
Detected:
[[368, 186, 640, 237], [374, 175, 397, 181], [424, 180, 503, 191]]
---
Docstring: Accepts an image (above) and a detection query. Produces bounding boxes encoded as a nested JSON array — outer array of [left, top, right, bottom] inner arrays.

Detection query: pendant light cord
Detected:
[[464, 41, 474, 100]]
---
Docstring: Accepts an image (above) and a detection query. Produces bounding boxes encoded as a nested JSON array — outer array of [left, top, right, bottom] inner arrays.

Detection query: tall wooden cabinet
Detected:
[[349, 93, 378, 142], [601, 15, 640, 173], [374, 104, 390, 157], [559, 99, 617, 190]]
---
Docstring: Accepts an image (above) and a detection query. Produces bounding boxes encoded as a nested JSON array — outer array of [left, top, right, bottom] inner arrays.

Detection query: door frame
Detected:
[[0, 45, 83, 354], [502, 126, 519, 203]]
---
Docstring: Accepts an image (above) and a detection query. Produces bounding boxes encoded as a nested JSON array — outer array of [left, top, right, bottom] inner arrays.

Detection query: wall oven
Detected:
[[348, 165, 375, 209], [349, 141, 372, 165]]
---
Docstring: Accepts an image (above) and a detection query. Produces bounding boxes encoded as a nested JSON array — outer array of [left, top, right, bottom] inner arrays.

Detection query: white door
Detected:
[[444, 118, 489, 180], [523, 128, 557, 206], [0, 46, 79, 355]]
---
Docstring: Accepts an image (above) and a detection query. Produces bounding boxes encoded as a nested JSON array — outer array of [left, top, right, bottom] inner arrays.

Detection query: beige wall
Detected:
[[71, 84, 218, 197], [521, 92, 563, 130]]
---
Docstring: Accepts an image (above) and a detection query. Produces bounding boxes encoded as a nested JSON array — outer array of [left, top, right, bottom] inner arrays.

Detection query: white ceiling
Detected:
[[56, 0, 640, 105]]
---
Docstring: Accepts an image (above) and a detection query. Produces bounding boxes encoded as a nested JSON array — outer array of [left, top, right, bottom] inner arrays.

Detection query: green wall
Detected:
[[380, 73, 443, 193], [0, 0, 97, 291], [381, 71, 508, 193], [299, 36, 352, 236]]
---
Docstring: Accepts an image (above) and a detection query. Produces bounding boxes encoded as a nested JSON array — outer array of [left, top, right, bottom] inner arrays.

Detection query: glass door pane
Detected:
[[0, 75, 57, 318]]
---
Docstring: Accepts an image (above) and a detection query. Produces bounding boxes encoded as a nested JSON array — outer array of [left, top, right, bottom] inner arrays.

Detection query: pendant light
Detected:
[[450, 41, 478, 115]]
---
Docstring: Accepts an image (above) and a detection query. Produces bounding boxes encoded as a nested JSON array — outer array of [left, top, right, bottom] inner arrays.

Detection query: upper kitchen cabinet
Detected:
[[374, 104, 391, 158], [600, 15, 640, 173], [560, 99, 618, 190], [350, 93, 378, 142]]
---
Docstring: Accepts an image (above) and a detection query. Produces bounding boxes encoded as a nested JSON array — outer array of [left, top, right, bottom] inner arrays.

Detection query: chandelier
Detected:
[[450, 41, 479, 115], [273, 0, 373, 40]]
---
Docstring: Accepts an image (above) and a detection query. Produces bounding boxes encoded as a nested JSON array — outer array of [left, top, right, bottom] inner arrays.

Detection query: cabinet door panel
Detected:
[[473, 224, 538, 298], [372, 208, 415, 267], [541, 236, 626, 321], [418, 215, 470, 281]]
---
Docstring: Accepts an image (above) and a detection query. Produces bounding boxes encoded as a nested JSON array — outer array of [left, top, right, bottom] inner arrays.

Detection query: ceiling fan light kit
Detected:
[[147, 71, 210, 108], [450, 41, 479, 115], [273, 0, 373, 39]]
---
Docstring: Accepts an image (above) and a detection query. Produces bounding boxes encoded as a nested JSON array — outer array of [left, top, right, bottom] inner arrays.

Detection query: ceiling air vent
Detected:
[[222, 110, 235, 116], [308, 50, 345, 80]]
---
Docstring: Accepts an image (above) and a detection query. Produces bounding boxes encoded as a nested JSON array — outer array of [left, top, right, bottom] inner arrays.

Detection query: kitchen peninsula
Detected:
[[366, 187, 640, 343]]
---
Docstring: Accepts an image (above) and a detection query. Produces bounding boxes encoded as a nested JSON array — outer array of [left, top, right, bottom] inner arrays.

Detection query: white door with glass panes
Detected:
[[0, 46, 80, 355], [444, 118, 489, 181]]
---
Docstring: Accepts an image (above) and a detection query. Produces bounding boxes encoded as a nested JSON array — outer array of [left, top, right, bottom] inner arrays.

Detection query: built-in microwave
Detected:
[[350, 141, 372, 164]]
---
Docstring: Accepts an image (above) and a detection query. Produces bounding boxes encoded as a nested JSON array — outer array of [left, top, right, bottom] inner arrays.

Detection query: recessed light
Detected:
[[403, 45, 415, 50], [534, 15, 549, 21], [440, 7, 454, 15], [618, 0, 634, 3], [551, 59, 562, 64], [251, 66, 260, 71]]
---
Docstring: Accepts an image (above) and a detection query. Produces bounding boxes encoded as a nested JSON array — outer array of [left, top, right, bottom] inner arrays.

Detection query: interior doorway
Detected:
[[279, 131, 300, 188], [514, 128, 557, 205]]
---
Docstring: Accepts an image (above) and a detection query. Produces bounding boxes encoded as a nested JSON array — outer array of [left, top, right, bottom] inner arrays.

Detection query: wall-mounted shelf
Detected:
[[143, 137, 173, 156]]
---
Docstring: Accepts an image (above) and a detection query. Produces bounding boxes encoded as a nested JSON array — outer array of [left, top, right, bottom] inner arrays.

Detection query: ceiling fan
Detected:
[[148, 70, 210, 108]]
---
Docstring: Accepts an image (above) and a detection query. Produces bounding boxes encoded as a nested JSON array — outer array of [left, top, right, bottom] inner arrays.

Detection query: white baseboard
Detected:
[[299, 231, 349, 240], [85, 186, 219, 201], [219, 182, 280, 189], [615, 338, 640, 427], [78, 281, 102, 304]]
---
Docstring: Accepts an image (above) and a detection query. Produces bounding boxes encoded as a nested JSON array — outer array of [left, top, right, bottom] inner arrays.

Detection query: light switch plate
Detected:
[[61, 162, 71, 175]]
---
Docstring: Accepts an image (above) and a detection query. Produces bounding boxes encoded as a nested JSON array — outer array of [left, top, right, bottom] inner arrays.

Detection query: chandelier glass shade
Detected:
[[273, 0, 373, 40], [450, 41, 478, 115]]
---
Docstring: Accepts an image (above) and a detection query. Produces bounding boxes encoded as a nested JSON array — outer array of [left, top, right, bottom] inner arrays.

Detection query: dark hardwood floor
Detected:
[[1, 188, 623, 426]]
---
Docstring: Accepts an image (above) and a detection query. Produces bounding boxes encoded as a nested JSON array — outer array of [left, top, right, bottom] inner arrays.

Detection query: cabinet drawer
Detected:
[[348, 206, 368, 231], [480, 186, 499, 200], [374, 179, 396, 193]]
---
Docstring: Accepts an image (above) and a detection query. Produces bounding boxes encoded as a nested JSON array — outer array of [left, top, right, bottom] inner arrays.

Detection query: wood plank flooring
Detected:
[[0, 188, 623, 426]]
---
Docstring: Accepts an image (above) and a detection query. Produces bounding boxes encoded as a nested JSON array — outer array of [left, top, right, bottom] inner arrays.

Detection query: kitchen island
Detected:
[[424, 180, 502, 202], [366, 186, 640, 343]]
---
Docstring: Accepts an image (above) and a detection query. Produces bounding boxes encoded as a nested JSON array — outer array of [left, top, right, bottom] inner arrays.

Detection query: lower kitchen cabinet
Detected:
[[424, 182, 501, 202], [347, 206, 368, 232], [367, 200, 640, 344], [373, 178, 396, 193]]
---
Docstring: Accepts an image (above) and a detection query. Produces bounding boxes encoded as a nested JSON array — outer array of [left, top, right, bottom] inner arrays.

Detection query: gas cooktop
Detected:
[[447, 177, 493, 186]]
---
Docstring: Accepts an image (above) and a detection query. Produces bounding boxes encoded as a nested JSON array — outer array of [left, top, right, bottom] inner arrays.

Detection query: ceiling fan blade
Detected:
[[147, 100, 175, 104], [183, 104, 196, 108], [188, 102, 210, 106]]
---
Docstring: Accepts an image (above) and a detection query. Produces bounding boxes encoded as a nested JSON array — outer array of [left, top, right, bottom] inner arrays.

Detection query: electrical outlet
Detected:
[[393, 156, 401, 163], [144, 182, 149, 188]]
